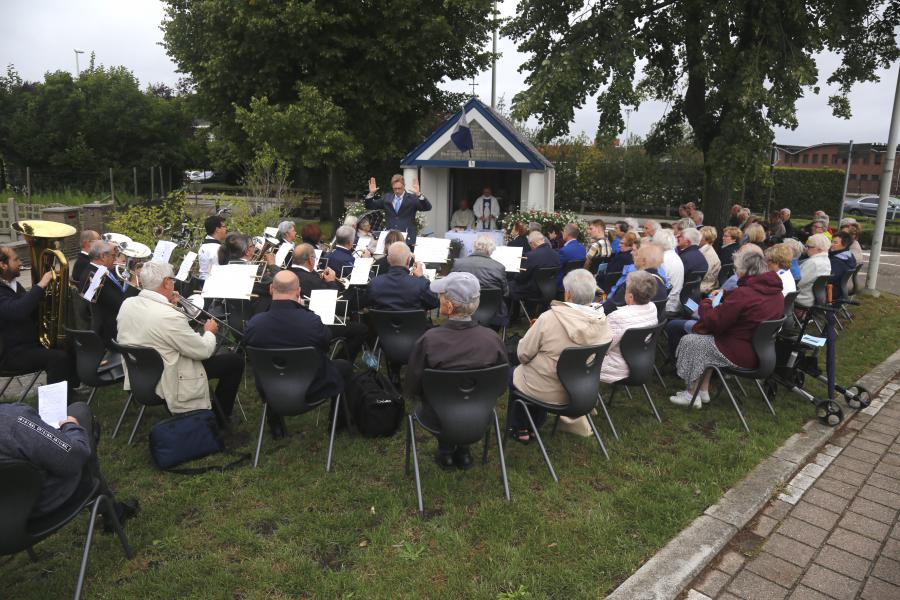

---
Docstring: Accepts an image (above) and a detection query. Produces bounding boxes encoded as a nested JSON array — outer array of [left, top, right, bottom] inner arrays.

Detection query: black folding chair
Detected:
[[519, 266, 560, 321], [686, 318, 785, 432], [472, 287, 503, 330], [405, 364, 509, 515], [108, 341, 167, 445], [368, 310, 429, 378], [246, 346, 348, 471], [599, 323, 666, 439], [603, 271, 623, 294], [508, 344, 612, 482], [0, 338, 44, 403], [66, 329, 124, 405], [718, 263, 734, 288], [562, 259, 584, 277], [0, 460, 134, 600], [680, 270, 706, 306]]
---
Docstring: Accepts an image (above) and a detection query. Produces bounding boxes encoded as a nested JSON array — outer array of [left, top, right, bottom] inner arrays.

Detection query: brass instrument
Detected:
[[250, 234, 279, 263], [173, 292, 244, 338], [13, 220, 77, 349], [115, 240, 152, 288]]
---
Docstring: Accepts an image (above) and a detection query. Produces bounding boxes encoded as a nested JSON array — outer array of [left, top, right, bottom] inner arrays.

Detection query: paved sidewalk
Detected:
[[685, 380, 900, 600]]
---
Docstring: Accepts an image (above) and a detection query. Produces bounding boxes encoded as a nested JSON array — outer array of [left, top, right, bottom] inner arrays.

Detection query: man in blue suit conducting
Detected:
[[364, 174, 431, 246]]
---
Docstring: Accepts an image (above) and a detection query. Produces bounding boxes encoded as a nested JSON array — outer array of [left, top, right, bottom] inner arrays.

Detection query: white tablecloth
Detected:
[[445, 230, 505, 257]]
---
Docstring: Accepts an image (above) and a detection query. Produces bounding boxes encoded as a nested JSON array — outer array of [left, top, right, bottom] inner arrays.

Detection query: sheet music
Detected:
[[264, 226, 278, 238], [200, 263, 258, 299], [349, 257, 375, 285], [491, 246, 524, 272], [375, 230, 406, 255], [423, 268, 437, 282], [412, 237, 451, 264], [275, 242, 293, 266], [38, 381, 68, 428], [175, 252, 197, 282], [355, 235, 375, 254], [152, 240, 177, 264], [82, 265, 108, 301], [308, 289, 339, 325]]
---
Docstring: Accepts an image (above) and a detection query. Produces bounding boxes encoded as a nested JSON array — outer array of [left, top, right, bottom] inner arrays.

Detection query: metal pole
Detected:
[[109, 168, 115, 204], [133, 167, 138, 199], [159, 166, 164, 198], [25, 166, 31, 199], [150, 167, 154, 200], [837, 140, 853, 224], [865, 64, 900, 292], [491, 1, 497, 109]]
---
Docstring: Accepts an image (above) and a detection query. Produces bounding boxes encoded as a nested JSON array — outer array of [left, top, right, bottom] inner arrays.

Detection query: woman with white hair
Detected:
[[507, 269, 612, 441], [669, 252, 784, 408], [796, 233, 832, 308], [653, 229, 684, 313]]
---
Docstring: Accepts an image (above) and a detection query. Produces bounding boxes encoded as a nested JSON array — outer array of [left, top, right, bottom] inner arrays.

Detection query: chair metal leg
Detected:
[[754, 378, 777, 416], [100, 494, 133, 558], [0, 376, 12, 397], [408, 416, 424, 515], [127, 405, 146, 446], [404, 413, 412, 475], [86, 387, 97, 406], [597, 390, 619, 441], [733, 376, 748, 399], [325, 394, 341, 472], [714, 368, 750, 433], [330, 339, 343, 360], [624, 386, 634, 401], [653, 365, 668, 392], [482, 421, 491, 465], [493, 410, 511, 501], [74, 497, 103, 600], [642, 384, 662, 423], [111, 394, 132, 439], [608, 385, 617, 406], [516, 399, 558, 483], [689, 373, 705, 409], [235, 394, 247, 422], [518, 300, 531, 323], [585, 413, 610, 460], [551, 414, 560, 436], [253, 404, 268, 468], [17, 371, 42, 403]]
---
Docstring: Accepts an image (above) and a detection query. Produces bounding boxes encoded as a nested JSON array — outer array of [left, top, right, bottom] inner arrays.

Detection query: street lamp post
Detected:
[[74, 49, 85, 76]]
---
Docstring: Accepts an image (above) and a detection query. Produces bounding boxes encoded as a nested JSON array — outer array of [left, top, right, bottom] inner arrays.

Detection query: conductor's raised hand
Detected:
[[368, 177, 378, 195], [411, 177, 420, 196], [204, 319, 219, 336]]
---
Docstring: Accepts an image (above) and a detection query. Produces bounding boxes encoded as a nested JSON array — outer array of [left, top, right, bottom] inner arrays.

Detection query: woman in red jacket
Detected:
[[669, 251, 785, 408]]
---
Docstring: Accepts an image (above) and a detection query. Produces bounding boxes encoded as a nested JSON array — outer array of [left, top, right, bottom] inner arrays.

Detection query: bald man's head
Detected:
[[270, 270, 300, 300]]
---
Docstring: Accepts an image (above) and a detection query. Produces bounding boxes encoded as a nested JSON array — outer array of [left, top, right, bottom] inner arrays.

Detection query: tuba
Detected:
[[13, 220, 77, 349]]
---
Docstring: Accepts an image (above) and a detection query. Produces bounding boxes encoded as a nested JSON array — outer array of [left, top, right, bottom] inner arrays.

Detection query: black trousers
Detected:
[[505, 366, 548, 433], [64, 402, 116, 515], [202, 352, 244, 420], [1, 344, 79, 394], [328, 322, 368, 362]]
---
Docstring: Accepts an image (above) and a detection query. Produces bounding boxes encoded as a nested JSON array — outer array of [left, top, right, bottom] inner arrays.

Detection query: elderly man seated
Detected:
[[450, 198, 477, 230], [405, 272, 507, 469], [326, 225, 359, 278], [600, 271, 659, 384], [450, 233, 509, 327], [366, 242, 439, 312], [507, 269, 612, 442], [796, 233, 832, 309]]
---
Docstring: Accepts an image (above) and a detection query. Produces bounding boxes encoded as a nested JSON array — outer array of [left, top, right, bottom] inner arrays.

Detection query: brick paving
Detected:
[[685, 381, 900, 600]]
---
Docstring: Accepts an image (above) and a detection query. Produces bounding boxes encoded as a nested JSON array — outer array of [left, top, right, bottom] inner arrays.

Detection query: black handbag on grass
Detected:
[[149, 409, 249, 474]]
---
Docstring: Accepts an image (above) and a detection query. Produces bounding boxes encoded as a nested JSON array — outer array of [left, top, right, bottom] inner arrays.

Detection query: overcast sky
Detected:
[[2, 0, 898, 147]]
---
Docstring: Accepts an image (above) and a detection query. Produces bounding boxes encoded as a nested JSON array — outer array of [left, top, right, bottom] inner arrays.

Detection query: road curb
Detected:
[[605, 347, 900, 600]]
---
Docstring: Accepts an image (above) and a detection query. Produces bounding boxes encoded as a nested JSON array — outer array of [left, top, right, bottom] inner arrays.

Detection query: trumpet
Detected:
[[173, 292, 244, 338], [250, 234, 279, 263], [116, 240, 152, 288]]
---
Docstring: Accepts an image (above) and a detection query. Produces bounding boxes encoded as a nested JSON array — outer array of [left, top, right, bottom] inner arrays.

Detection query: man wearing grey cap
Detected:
[[405, 272, 508, 470]]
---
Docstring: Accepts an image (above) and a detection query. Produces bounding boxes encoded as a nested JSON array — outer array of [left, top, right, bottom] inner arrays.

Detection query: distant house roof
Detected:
[[775, 142, 896, 155], [401, 97, 553, 171]]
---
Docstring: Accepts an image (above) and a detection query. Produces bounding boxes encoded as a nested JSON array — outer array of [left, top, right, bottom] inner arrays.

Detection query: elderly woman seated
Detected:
[[765, 243, 796, 296], [796, 233, 832, 309], [599, 271, 659, 384], [669, 252, 784, 407], [507, 269, 612, 442]]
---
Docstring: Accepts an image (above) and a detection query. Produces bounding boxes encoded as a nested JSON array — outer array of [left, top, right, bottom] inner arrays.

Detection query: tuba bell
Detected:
[[13, 220, 77, 349]]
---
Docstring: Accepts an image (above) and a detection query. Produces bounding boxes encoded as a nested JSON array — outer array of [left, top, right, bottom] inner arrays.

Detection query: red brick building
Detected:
[[775, 143, 900, 195]]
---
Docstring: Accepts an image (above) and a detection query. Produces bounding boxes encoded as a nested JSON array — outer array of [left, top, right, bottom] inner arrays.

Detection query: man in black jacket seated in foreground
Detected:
[[405, 272, 507, 470], [244, 271, 354, 438]]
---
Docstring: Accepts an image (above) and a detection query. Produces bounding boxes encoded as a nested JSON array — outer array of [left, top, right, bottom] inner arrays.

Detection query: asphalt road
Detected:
[[858, 250, 900, 296]]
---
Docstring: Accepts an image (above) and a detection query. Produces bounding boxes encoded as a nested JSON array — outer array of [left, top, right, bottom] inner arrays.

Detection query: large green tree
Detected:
[[161, 0, 494, 217], [505, 0, 900, 227]]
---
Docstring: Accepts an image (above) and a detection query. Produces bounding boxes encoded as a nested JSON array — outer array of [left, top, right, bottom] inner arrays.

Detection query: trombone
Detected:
[[172, 292, 245, 339]]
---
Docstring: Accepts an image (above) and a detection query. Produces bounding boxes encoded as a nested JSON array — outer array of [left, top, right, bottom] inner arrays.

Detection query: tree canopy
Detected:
[[505, 0, 900, 226]]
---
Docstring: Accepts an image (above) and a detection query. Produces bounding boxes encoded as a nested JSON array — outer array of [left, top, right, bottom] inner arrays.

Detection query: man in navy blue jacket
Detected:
[[366, 242, 440, 312], [244, 271, 354, 438], [364, 174, 431, 246], [509, 231, 561, 304], [676, 228, 709, 278], [325, 225, 358, 279]]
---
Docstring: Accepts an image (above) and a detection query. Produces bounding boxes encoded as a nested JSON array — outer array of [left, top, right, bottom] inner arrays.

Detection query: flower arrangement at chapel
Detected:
[[502, 209, 589, 241]]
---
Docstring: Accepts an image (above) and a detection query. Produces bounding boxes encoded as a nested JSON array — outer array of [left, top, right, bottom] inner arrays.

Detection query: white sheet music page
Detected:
[[200, 264, 257, 299], [374, 231, 407, 255], [308, 289, 338, 325], [152, 240, 178, 264], [423, 268, 437, 282], [349, 257, 375, 285], [275, 242, 293, 266], [264, 226, 278, 238], [412, 237, 451, 264], [174, 252, 197, 282], [491, 246, 524, 272], [82, 265, 108, 300], [38, 381, 68, 428]]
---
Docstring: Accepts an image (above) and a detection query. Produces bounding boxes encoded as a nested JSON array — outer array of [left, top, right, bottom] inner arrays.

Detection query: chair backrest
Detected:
[[749, 318, 785, 378], [421, 364, 508, 445], [562, 259, 583, 277], [849, 264, 861, 297], [603, 271, 623, 294], [619, 322, 665, 385], [0, 460, 44, 555], [369, 310, 429, 365], [534, 267, 560, 303], [66, 328, 110, 387], [246, 347, 322, 416], [680, 273, 704, 304], [555, 344, 611, 418], [812, 275, 829, 306], [108, 340, 165, 406], [472, 288, 502, 326], [837, 268, 854, 300], [783, 291, 799, 322], [653, 299, 667, 323], [718, 263, 734, 287]]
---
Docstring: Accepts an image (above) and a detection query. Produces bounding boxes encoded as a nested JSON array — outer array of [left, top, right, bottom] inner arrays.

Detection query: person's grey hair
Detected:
[[527, 230, 545, 245], [563, 223, 580, 239], [335, 225, 356, 246], [342, 215, 358, 227], [734, 250, 767, 278], [89, 240, 114, 259], [784, 237, 804, 259], [682, 228, 701, 245], [527, 221, 542, 232], [814, 216, 829, 226], [473, 234, 497, 255], [839, 217, 857, 227], [817, 212, 829, 222], [807, 233, 830, 253], [637, 242, 664, 268], [676, 217, 694, 230], [446, 295, 480, 318], [624, 217, 639, 232], [294, 243, 316, 265], [80, 230, 99, 245], [387, 241, 412, 267], [693, 210, 704, 222], [563, 269, 597, 305], [140, 260, 174, 290], [643, 218, 659, 232], [652, 228, 677, 251], [738, 207, 751, 218], [780, 208, 791, 217], [625, 270, 657, 305], [276, 220, 295, 239]]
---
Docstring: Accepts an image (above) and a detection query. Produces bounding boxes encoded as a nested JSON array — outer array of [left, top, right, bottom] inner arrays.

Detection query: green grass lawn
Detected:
[[3, 294, 899, 599]]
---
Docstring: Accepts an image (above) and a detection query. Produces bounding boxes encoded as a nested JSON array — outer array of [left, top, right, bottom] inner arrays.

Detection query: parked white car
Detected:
[[184, 170, 214, 182]]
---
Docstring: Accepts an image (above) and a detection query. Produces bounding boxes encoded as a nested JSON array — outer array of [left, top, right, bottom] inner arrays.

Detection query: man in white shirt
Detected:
[[474, 186, 501, 230], [197, 215, 227, 281], [450, 198, 477, 230], [653, 229, 684, 314]]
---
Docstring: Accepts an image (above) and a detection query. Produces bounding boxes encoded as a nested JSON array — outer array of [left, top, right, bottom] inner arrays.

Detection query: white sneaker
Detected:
[[669, 390, 702, 409], [699, 390, 711, 404]]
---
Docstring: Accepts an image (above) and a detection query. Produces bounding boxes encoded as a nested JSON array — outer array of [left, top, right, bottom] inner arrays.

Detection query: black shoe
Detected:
[[453, 447, 473, 470], [434, 451, 456, 471], [269, 416, 287, 439], [103, 498, 139, 533]]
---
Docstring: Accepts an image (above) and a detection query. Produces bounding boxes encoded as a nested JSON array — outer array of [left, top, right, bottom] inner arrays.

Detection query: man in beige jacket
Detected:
[[117, 261, 244, 425], [507, 269, 612, 441]]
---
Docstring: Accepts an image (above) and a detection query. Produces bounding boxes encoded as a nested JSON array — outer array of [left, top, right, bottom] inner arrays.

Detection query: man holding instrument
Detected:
[[117, 261, 244, 426], [364, 174, 431, 247]]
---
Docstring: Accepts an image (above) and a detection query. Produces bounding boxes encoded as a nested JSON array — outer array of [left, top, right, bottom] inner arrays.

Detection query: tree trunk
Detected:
[[321, 165, 345, 228], [702, 158, 732, 230]]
